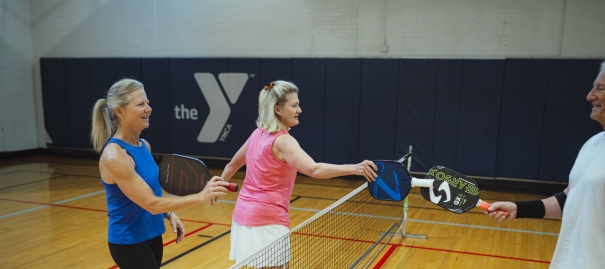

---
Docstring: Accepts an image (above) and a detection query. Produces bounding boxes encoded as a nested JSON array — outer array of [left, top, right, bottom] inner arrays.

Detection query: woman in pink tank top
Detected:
[[221, 80, 378, 268]]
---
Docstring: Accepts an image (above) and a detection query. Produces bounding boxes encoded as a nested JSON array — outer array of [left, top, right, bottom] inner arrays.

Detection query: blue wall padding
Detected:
[[358, 59, 399, 161], [41, 58, 70, 148], [432, 60, 463, 170], [290, 58, 327, 162], [169, 58, 202, 156], [456, 60, 505, 177], [141, 58, 172, 154], [88, 58, 115, 102], [39, 57, 602, 182], [397, 59, 440, 172], [324, 59, 362, 164], [538, 59, 603, 182], [114, 58, 142, 83], [496, 59, 550, 180], [259, 58, 292, 83], [64, 59, 92, 149]]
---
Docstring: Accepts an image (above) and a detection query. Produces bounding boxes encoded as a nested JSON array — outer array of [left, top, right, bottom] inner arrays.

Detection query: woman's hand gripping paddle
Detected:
[[368, 155, 436, 201]]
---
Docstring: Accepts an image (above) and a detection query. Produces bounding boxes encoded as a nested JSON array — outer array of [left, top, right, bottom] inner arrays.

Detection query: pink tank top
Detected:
[[232, 128, 297, 228]]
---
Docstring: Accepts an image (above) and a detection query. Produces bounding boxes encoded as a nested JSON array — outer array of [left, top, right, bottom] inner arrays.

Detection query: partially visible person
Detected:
[[220, 80, 378, 268], [91, 78, 230, 269], [486, 60, 605, 269]]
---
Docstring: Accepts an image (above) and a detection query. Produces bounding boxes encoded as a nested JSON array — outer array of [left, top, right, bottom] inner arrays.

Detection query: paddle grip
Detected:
[[411, 177, 435, 188], [477, 200, 509, 217], [227, 182, 239, 192]]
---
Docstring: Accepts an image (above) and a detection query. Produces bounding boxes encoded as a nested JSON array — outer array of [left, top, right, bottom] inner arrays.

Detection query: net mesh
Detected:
[[228, 183, 405, 269]]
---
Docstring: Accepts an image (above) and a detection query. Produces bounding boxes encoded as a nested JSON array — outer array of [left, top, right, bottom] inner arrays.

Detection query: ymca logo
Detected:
[[193, 72, 248, 143]]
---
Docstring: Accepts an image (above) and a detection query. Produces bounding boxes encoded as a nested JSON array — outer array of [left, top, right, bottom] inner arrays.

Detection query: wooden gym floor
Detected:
[[0, 154, 561, 268]]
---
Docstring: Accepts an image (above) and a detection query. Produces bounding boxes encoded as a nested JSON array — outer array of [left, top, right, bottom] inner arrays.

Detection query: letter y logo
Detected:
[[193, 73, 248, 143]]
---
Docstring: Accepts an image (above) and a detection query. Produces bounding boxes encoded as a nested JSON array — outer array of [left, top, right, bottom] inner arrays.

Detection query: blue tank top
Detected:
[[102, 138, 165, 244]]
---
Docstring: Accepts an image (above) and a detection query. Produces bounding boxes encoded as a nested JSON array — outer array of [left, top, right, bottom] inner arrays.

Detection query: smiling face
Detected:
[[275, 92, 301, 129], [587, 70, 605, 128], [117, 88, 152, 131]]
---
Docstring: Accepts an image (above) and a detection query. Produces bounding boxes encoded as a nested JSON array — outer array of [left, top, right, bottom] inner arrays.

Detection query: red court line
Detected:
[[3, 194, 233, 268], [373, 245, 398, 269], [0, 197, 108, 212], [162, 223, 213, 246], [108, 223, 218, 269], [0, 197, 232, 226], [395, 243, 549, 264], [369, 243, 550, 268], [7, 198, 547, 266], [293, 231, 551, 266]]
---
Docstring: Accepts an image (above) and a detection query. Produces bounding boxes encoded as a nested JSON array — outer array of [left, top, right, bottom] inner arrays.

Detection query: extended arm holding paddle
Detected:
[[421, 166, 508, 216], [368, 157, 508, 216]]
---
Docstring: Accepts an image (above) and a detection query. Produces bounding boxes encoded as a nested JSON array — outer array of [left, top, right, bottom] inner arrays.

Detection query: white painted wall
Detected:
[[1, 0, 604, 152], [0, 1, 36, 152]]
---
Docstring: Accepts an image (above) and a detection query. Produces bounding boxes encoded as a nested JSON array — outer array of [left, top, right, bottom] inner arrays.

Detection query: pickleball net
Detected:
[[227, 183, 405, 269]]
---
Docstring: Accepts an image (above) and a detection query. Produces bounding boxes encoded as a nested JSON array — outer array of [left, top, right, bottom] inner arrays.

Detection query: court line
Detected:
[[373, 245, 398, 268], [0, 190, 105, 219], [11, 193, 541, 239], [111, 223, 219, 269], [219, 199, 558, 237], [161, 230, 232, 267], [0, 194, 555, 266], [0, 173, 69, 191], [1, 157, 557, 267], [290, 230, 551, 265], [408, 218, 558, 236], [372, 243, 551, 267]]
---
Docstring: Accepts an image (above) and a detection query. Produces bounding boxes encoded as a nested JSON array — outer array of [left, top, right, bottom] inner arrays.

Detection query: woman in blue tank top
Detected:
[[91, 78, 231, 269]]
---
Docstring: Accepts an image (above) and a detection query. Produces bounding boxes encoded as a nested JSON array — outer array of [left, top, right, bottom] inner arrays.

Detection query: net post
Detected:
[[396, 145, 427, 239]]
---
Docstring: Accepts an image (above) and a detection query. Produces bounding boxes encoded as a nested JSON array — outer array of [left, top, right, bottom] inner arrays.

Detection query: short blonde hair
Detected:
[[256, 80, 299, 133], [90, 78, 144, 153]]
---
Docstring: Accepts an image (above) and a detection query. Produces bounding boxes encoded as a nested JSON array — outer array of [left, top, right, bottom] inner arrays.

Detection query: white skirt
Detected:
[[230, 220, 291, 267]]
